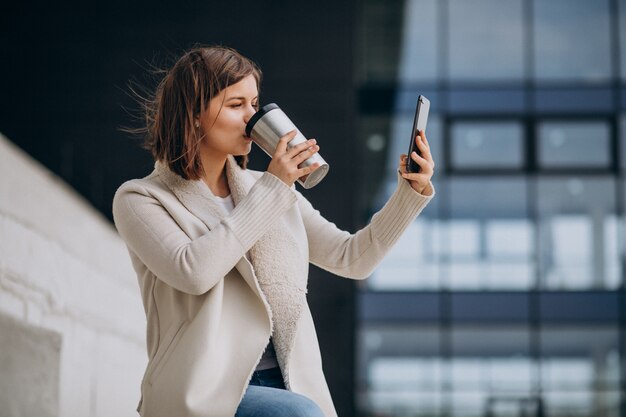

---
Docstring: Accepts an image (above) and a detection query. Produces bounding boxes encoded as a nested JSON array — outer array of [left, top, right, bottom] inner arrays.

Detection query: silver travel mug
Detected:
[[245, 103, 329, 189]]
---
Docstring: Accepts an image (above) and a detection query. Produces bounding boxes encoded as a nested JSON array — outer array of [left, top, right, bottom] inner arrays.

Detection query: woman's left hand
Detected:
[[398, 130, 435, 196]]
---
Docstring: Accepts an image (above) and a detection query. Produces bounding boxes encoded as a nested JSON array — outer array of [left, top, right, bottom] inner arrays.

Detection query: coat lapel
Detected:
[[153, 160, 227, 228], [153, 159, 266, 302]]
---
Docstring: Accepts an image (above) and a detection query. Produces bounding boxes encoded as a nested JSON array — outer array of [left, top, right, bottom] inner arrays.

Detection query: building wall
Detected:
[[1, 2, 359, 415], [0, 134, 146, 417], [355, 0, 626, 416]]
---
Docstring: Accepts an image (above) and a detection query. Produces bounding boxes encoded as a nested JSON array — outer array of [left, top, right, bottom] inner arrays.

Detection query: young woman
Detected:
[[113, 46, 435, 417]]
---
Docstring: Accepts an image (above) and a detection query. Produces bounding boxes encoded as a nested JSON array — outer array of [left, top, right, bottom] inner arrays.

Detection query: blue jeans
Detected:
[[235, 367, 325, 417]]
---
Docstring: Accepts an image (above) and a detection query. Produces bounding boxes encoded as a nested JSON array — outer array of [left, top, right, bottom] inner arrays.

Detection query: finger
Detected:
[[297, 162, 320, 177], [401, 171, 421, 181], [287, 138, 317, 158], [401, 167, 430, 181], [415, 132, 430, 150], [417, 138, 433, 160], [411, 152, 433, 173], [294, 144, 319, 165], [410, 151, 427, 164], [275, 130, 298, 155]]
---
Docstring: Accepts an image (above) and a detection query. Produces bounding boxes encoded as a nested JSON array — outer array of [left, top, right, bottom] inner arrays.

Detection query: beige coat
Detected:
[[112, 155, 434, 417]]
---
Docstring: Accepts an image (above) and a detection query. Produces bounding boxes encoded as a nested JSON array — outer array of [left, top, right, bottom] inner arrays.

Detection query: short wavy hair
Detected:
[[133, 45, 262, 180]]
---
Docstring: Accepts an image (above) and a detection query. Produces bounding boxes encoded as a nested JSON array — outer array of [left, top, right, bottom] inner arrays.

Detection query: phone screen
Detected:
[[406, 95, 430, 173]]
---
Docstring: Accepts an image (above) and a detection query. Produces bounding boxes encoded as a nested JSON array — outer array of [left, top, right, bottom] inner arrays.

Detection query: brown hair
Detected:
[[131, 45, 262, 180]]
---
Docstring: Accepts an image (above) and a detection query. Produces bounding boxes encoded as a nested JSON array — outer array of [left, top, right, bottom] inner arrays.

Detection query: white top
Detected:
[[214, 194, 235, 212]]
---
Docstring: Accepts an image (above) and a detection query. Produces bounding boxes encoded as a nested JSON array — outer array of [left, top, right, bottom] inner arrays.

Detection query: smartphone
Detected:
[[406, 95, 430, 173]]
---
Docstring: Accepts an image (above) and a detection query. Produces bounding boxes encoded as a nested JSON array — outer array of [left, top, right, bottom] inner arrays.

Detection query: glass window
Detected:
[[451, 326, 533, 416], [537, 177, 620, 290], [446, 178, 533, 290], [397, 0, 439, 83], [533, 0, 612, 82], [368, 220, 442, 290], [485, 219, 535, 289], [540, 326, 621, 416], [451, 121, 525, 169], [448, 0, 525, 82], [619, 0, 626, 81], [619, 114, 626, 171], [357, 325, 442, 416], [366, 113, 442, 291], [537, 121, 611, 169], [365, 358, 443, 415]]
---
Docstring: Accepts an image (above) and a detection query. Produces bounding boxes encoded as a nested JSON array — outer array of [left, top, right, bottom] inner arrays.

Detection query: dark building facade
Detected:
[[1, 2, 358, 416], [3, 1, 625, 416]]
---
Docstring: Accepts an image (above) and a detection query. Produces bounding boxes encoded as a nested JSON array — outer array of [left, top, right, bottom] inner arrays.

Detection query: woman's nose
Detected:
[[243, 104, 257, 124]]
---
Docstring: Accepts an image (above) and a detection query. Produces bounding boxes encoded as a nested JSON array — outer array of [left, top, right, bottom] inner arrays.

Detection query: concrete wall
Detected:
[[0, 133, 146, 417]]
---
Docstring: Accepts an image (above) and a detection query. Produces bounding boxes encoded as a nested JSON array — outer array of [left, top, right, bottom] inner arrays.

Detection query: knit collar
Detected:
[[153, 155, 246, 219]]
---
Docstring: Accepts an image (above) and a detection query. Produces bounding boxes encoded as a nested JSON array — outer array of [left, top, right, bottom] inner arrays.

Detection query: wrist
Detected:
[[411, 182, 432, 196]]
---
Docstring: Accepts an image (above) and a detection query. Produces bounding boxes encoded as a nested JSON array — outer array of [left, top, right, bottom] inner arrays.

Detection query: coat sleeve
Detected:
[[297, 173, 434, 279], [112, 172, 297, 295]]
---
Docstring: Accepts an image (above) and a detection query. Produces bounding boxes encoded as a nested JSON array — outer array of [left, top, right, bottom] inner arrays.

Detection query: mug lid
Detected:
[[245, 103, 280, 137]]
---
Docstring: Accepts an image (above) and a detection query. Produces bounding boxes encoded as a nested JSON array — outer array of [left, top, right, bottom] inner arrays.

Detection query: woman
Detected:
[[113, 46, 435, 417]]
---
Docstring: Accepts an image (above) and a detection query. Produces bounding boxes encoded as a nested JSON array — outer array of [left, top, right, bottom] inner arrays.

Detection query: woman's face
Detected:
[[199, 74, 259, 159]]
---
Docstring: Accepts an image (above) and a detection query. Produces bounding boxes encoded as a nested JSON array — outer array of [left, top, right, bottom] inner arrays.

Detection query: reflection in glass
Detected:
[[397, 0, 438, 83], [537, 121, 611, 168], [533, 0, 612, 82], [370, 214, 537, 290], [367, 112, 442, 290], [358, 326, 441, 416], [442, 220, 534, 290], [449, 0, 525, 81], [369, 220, 441, 290], [451, 327, 533, 417], [540, 327, 620, 385], [446, 178, 533, 290], [541, 326, 620, 416], [451, 121, 524, 169], [358, 326, 622, 417], [545, 215, 592, 288], [621, 0, 626, 81], [618, 114, 626, 169], [449, 178, 528, 219], [356, 1, 624, 415], [366, 358, 443, 415], [538, 177, 620, 289]]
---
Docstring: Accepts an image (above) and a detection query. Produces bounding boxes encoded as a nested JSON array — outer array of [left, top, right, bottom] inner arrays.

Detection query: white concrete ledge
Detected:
[[0, 133, 146, 417]]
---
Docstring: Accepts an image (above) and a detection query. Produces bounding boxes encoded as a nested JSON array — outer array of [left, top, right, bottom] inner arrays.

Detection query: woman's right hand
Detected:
[[267, 129, 321, 186]]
